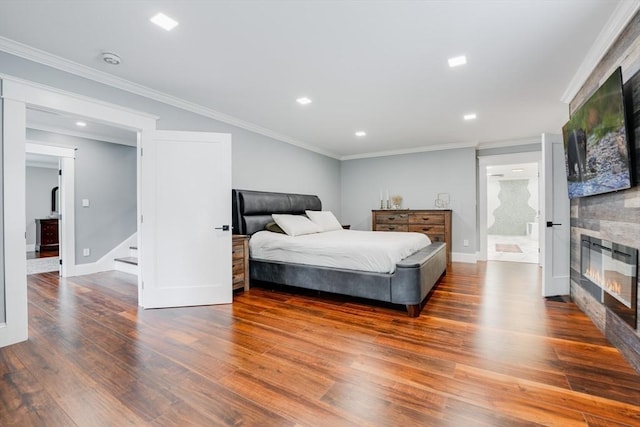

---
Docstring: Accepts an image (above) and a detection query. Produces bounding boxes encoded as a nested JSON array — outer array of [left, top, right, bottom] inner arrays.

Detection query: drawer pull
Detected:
[[422, 228, 431, 231], [388, 216, 395, 220], [388, 226, 396, 230], [422, 217, 430, 221]]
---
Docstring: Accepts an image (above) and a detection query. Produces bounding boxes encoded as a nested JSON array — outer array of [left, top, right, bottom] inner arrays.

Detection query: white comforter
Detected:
[[249, 229, 430, 274]]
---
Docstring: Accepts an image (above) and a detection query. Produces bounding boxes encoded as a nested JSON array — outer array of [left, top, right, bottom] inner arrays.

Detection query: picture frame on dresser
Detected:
[[372, 209, 452, 264]]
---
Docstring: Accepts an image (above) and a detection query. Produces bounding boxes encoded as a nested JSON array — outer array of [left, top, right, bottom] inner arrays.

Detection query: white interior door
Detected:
[[541, 133, 570, 296], [139, 130, 232, 308]]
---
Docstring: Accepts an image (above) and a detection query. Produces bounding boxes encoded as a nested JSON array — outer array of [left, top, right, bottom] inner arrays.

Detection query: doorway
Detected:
[[26, 152, 60, 274], [478, 151, 542, 263], [486, 162, 539, 263]]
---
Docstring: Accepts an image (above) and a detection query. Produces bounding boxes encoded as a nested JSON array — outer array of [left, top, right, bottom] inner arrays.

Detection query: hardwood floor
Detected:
[[2, 262, 640, 426]]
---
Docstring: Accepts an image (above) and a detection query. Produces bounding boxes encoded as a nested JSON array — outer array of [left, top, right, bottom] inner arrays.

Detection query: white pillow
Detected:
[[272, 214, 321, 237], [305, 210, 343, 232]]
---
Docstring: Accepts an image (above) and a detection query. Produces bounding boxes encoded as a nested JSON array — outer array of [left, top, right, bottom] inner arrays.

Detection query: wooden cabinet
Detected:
[[35, 218, 59, 252], [232, 235, 250, 291], [372, 209, 452, 264]]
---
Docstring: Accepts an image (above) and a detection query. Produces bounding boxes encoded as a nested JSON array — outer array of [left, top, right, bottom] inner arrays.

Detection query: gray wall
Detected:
[[0, 51, 342, 214], [25, 166, 58, 247], [27, 130, 137, 265], [341, 147, 477, 255]]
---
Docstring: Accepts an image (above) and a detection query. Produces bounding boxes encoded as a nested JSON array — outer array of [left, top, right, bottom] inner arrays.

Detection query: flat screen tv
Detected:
[[562, 67, 632, 199]]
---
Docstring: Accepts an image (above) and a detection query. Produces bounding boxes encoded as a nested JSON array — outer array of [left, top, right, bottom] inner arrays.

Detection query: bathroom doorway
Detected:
[[486, 162, 539, 263]]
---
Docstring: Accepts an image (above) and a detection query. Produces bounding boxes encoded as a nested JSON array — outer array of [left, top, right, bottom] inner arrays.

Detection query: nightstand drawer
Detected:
[[232, 235, 250, 291], [232, 243, 245, 259]]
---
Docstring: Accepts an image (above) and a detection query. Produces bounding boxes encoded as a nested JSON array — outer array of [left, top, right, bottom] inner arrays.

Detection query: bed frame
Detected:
[[232, 189, 447, 317]]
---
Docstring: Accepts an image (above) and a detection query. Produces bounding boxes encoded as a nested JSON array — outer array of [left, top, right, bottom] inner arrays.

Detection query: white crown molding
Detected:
[[560, 0, 640, 104], [476, 136, 541, 150], [0, 36, 341, 160], [340, 140, 478, 161]]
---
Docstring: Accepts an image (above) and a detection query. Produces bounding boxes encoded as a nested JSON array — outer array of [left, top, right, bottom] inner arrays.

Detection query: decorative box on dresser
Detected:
[[35, 218, 59, 252], [232, 235, 250, 291], [372, 209, 452, 264]]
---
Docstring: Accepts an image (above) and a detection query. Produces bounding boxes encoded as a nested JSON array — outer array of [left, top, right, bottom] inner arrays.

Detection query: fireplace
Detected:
[[581, 235, 638, 329]]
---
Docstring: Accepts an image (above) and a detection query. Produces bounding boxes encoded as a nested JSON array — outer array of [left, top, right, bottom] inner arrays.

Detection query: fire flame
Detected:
[[584, 268, 623, 296]]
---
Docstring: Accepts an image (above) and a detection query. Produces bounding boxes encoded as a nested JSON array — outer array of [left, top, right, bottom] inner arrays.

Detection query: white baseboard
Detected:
[[26, 244, 35, 252], [452, 251, 477, 264], [66, 233, 137, 277]]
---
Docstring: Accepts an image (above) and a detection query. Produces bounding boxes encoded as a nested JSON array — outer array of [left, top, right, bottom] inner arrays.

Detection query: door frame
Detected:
[[1, 75, 157, 347], [25, 142, 75, 277], [478, 151, 542, 262]]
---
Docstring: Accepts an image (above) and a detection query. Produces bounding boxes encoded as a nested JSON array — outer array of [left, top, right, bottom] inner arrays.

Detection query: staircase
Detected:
[[114, 246, 138, 275]]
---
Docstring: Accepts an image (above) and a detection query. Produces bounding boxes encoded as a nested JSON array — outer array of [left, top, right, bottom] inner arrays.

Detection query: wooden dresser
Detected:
[[372, 209, 452, 264], [232, 235, 250, 291], [35, 218, 59, 252]]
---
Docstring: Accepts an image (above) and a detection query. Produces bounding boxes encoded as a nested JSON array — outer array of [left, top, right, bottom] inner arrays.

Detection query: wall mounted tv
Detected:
[[562, 67, 632, 199]]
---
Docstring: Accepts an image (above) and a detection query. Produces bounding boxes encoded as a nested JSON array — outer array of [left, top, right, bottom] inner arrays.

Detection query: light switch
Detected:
[[82, 199, 90, 207]]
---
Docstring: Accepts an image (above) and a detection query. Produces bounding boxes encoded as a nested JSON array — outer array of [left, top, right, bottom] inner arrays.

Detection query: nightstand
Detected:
[[232, 235, 250, 291]]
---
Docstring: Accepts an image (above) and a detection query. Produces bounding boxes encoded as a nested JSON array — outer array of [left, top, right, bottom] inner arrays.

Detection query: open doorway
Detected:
[[26, 152, 60, 274], [486, 162, 539, 263], [478, 151, 542, 264]]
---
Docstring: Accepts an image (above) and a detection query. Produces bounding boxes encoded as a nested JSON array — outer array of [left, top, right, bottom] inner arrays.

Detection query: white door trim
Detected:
[[25, 141, 75, 277], [2, 77, 156, 347], [477, 151, 542, 262]]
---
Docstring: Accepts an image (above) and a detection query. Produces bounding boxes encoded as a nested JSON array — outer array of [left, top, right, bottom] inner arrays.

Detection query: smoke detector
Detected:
[[101, 52, 121, 65]]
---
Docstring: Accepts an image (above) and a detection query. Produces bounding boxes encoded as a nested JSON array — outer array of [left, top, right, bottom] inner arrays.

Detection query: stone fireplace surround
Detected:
[[569, 10, 640, 374]]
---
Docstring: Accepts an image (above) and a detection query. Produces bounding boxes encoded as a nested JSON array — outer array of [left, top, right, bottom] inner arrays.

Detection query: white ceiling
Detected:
[[0, 1, 636, 159]]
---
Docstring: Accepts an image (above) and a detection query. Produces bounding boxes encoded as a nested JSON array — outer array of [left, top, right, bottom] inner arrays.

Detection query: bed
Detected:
[[232, 189, 447, 317]]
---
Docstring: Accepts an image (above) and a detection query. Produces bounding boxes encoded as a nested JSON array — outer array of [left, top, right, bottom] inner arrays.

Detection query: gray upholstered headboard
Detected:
[[232, 189, 322, 235]]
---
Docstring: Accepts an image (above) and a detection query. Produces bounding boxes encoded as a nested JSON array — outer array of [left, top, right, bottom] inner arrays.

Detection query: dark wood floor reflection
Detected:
[[2, 262, 640, 425]]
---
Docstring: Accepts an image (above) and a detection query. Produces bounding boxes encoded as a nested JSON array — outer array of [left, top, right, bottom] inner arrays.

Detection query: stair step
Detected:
[[129, 246, 138, 250], [114, 256, 138, 266]]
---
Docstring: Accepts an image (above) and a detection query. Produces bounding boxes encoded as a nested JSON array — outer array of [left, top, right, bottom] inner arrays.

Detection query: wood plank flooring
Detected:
[[2, 262, 640, 426]]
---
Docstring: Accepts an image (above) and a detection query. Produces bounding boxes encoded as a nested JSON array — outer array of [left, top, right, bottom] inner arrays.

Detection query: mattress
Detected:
[[249, 229, 431, 273]]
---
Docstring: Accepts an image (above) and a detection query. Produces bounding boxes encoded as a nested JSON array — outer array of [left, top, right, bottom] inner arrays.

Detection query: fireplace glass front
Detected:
[[580, 235, 638, 329]]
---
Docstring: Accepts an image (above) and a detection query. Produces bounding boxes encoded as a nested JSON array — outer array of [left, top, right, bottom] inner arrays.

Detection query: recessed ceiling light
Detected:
[[448, 55, 467, 68], [76, 121, 87, 127], [464, 113, 477, 120], [512, 168, 525, 172], [150, 13, 179, 31], [355, 131, 367, 137], [296, 97, 312, 105]]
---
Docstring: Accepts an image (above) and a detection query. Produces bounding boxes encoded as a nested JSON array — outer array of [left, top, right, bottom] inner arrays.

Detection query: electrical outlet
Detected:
[[83, 248, 90, 256], [463, 239, 469, 247]]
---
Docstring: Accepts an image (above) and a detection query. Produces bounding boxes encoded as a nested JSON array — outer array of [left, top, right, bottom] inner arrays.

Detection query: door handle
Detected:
[[546, 221, 562, 227], [215, 225, 230, 231]]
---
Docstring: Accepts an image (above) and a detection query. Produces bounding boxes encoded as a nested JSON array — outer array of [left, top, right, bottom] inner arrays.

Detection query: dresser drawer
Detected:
[[376, 224, 408, 232], [428, 234, 445, 243], [375, 212, 409, 224], [409, 224, 444, 234], [409, 212, 445, 225]]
